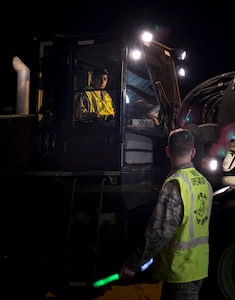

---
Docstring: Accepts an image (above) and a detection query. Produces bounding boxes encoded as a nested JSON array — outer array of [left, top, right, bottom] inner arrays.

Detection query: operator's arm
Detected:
[[80, 92, 90, 113], [74, 91, 99, 122], [74, 91, 90, 120], [119, 180, 183, 278]]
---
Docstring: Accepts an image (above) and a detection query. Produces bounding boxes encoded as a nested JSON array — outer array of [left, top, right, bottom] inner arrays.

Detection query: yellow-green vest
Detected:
[[85, 86, 115, 116], [152, 167, 212, 283]]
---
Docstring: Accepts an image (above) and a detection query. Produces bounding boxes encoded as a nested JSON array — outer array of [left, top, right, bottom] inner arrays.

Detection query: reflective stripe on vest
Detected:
[[85, 86, 114, 115]]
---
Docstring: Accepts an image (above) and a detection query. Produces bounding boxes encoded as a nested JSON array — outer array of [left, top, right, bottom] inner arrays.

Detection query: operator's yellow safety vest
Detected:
[[85, 86, 115, 116], [152, 167, 213, 283]]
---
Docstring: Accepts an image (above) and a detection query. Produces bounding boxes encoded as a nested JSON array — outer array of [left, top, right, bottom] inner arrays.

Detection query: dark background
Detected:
[[1, 2, 235, 104], [1, 3, 234, 298]]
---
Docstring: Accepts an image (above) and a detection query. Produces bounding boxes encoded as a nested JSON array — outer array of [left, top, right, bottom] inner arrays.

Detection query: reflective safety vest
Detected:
[[85, 86, 115, 116], [152, 167, 213, 283]]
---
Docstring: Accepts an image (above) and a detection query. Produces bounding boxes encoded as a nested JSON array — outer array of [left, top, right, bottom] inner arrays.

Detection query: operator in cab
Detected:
[[74, 67, 115, 124]]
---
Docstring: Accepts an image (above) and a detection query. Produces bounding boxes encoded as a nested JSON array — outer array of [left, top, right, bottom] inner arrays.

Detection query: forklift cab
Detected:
[[34, 31, 181, 176]]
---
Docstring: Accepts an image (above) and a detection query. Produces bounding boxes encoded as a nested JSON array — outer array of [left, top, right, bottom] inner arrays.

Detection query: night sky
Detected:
[[2, 2, 235, 102]]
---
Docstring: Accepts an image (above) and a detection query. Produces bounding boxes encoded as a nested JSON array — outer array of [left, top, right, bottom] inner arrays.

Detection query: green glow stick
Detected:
[[93, 273, 119, 288]]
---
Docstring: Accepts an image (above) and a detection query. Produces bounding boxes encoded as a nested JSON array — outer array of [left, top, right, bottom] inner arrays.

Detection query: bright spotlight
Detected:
[[177, 67, 186, 77], [141, 32, 153, 43], [209, 159, 218, 171], [201, 158, 218, 171], [130, 49, 142, 60], [180, 50, 187, 60], [174, 49, 187, 60]]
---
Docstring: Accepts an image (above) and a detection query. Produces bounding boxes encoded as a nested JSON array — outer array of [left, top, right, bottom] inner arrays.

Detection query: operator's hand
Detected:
[[119, 265, 136, 279]]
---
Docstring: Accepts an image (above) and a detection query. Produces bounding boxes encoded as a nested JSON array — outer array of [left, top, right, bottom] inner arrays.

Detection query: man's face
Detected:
[[93, 74, 108, 90]]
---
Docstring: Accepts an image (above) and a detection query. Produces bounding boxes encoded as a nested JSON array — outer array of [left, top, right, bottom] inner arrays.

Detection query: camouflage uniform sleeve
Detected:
[[80, 92, 90, 113], [74, 92, 89, 120], [124, 179, 183, 272]]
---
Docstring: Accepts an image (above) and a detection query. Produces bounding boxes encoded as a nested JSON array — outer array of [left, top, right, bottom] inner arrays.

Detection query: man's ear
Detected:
[[165, 146, 171, 157], [191, 147, 196, 159]]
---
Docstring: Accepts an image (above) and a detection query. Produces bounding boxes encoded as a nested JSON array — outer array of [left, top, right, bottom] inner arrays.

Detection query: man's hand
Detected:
[[119, 265, 136, 279]]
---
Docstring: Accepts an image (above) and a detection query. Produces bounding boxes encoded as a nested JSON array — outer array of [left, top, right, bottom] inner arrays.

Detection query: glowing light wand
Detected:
[[93, 258, 153, 288], [93, 273, 119, 288]]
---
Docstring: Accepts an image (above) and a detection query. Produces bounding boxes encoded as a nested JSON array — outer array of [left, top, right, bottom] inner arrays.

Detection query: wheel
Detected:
[[217, 241, 235, 300], [200, 211, 235, 300]]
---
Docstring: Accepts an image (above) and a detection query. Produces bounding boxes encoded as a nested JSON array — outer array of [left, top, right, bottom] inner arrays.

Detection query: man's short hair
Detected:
[[168, 128, 195, 156], [92, 67, 108, 78]]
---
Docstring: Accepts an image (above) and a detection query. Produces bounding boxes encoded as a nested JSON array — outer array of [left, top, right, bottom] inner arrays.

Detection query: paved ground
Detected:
[[94, 282, 162, 300]]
